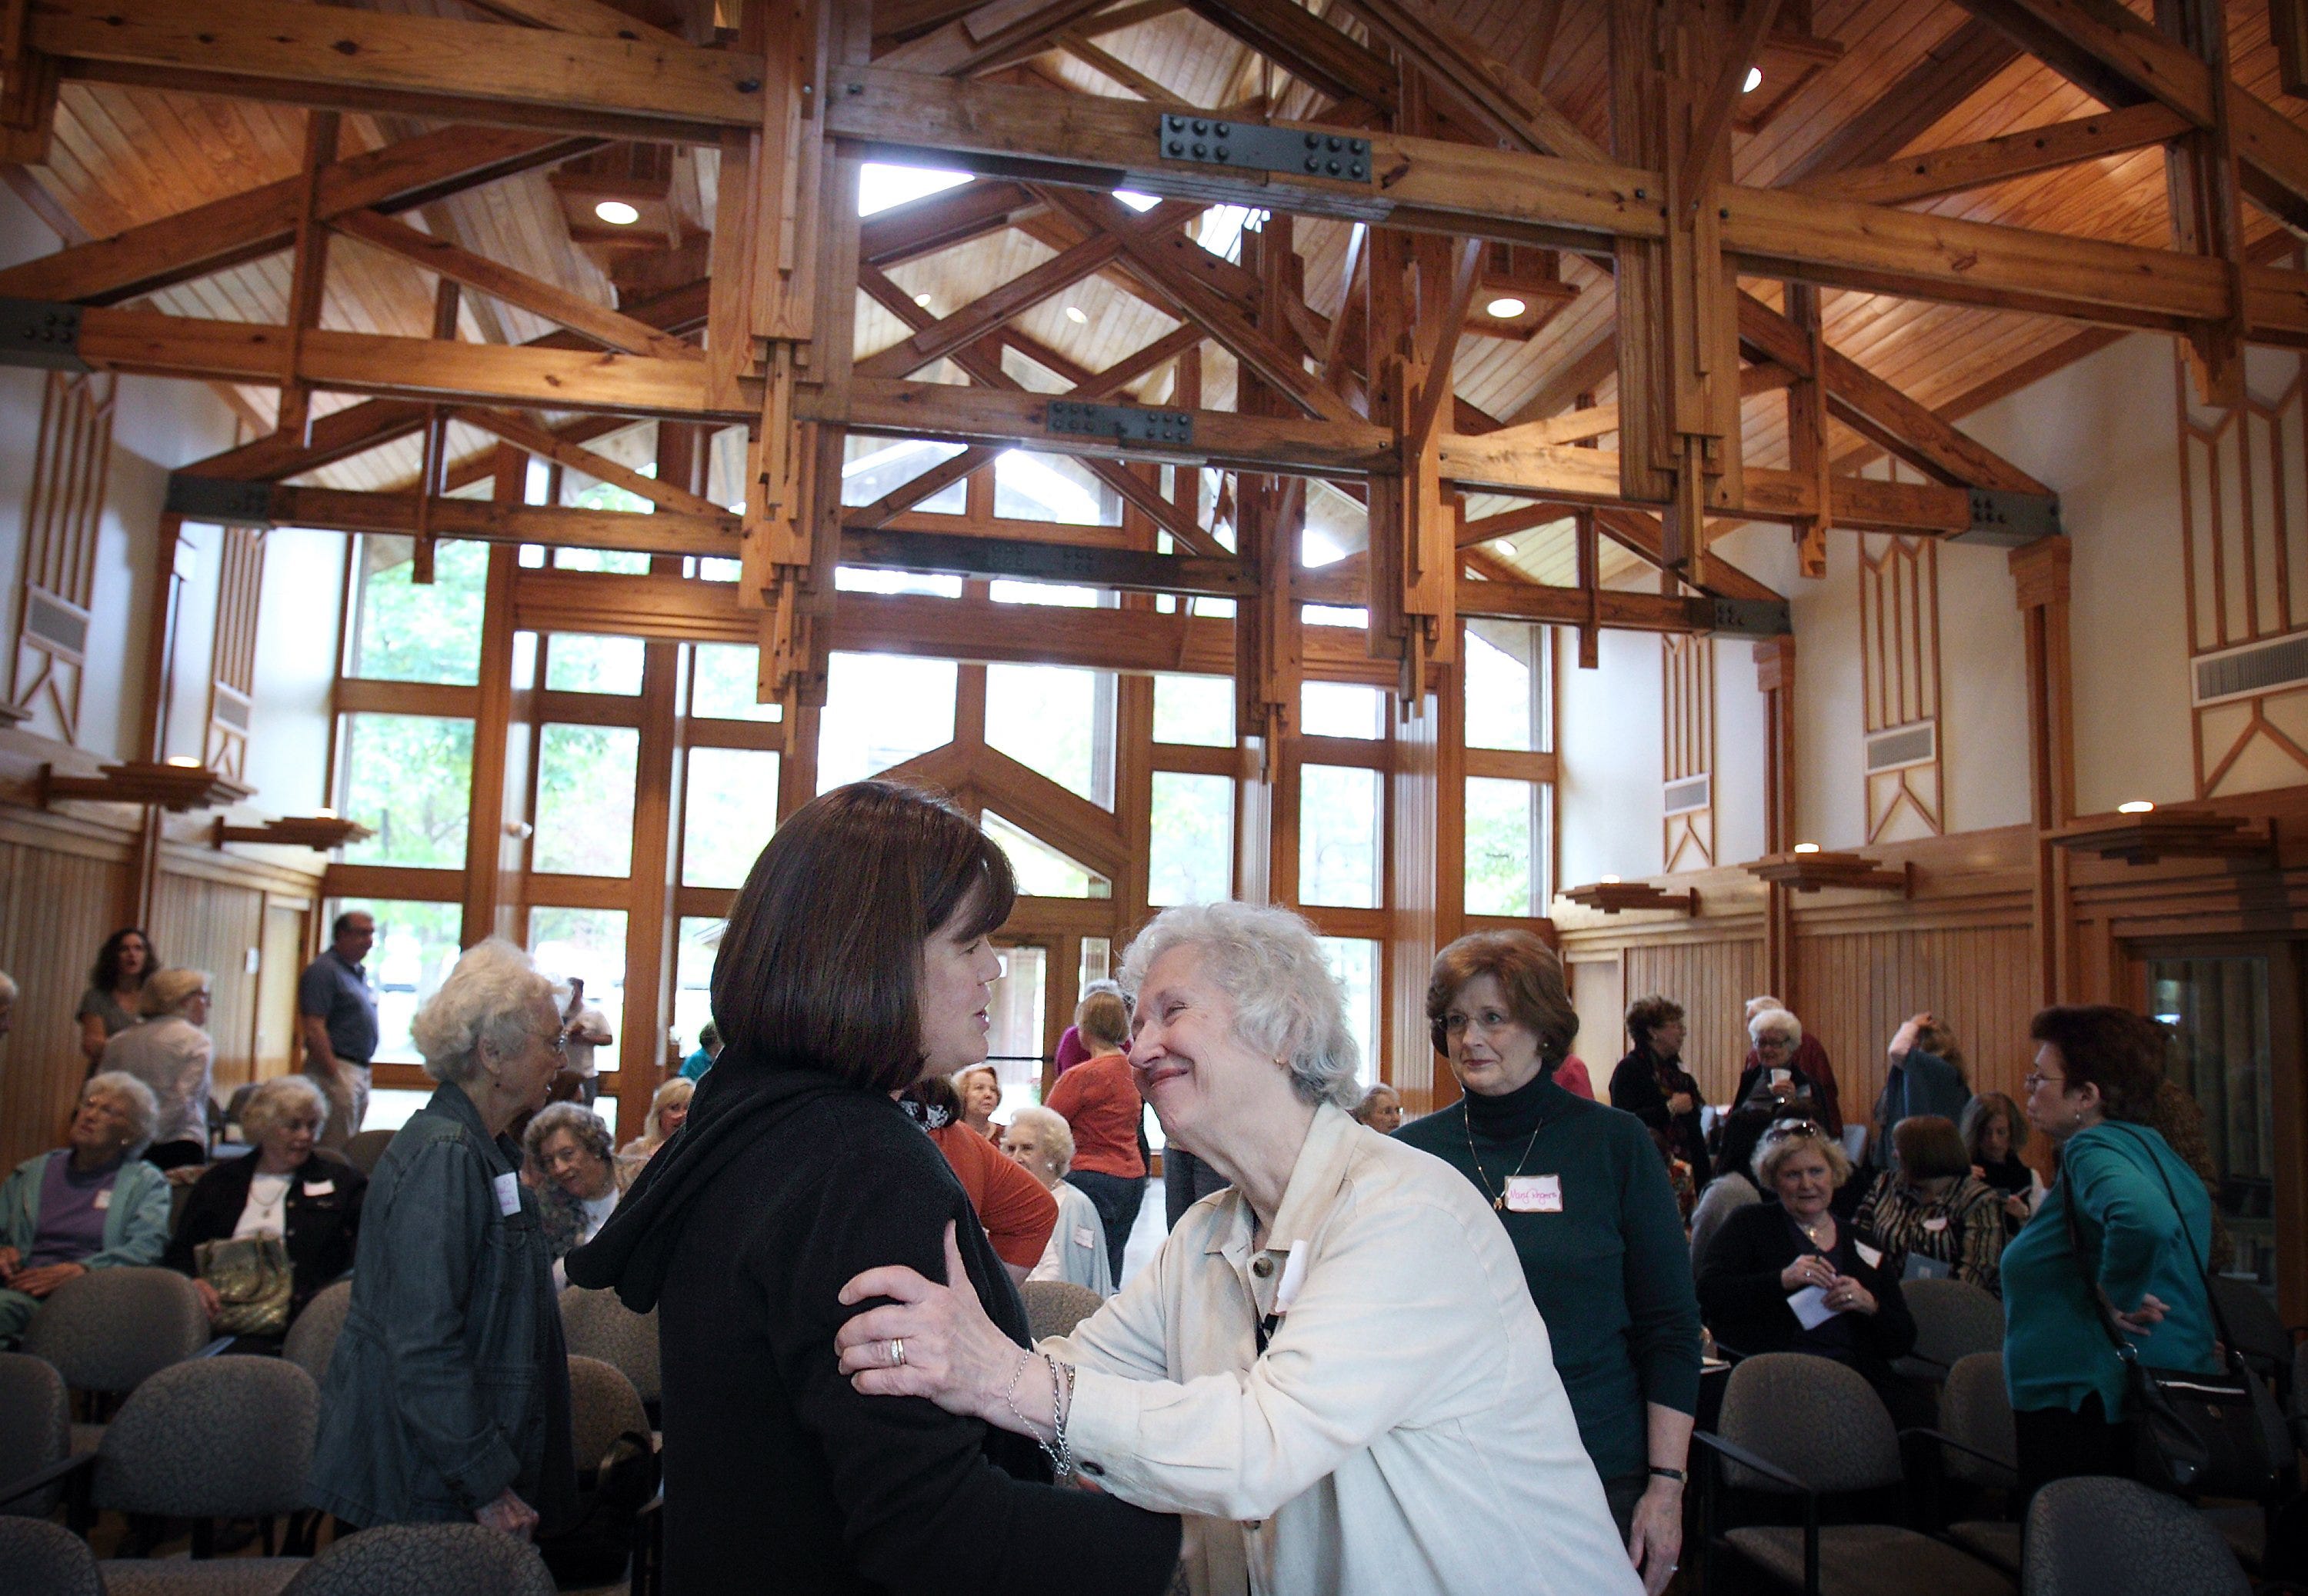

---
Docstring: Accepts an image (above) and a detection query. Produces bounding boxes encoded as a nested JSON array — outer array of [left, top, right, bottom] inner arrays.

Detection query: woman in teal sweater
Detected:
[[1396, 931, 1701, 1596], [2000, 1005, 2217, 1504]]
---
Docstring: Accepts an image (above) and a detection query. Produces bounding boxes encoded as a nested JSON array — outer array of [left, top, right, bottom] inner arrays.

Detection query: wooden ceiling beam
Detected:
[[859, 178, 1040, 267], [466, 0, 686, 48], [0, 126, 600, 307], [1772, 16, 2022, 188], [877, 0, 1117, 77], [1331, 0, 1604, 161], [1790, 102, 2193, 208], [1176, 0, 1399, 114], [450, 407, 725, 515], [266, 484, 736, 555], [857, 230, 1124, 378]]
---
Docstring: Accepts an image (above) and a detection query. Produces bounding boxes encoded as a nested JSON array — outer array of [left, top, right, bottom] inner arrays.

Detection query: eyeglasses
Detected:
[[2023, 1071, 2064, 1091], [1764, 1119, 1824, 1139]]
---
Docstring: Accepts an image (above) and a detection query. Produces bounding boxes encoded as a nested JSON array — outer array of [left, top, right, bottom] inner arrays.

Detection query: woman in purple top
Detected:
[[0, 1072, 175, 1345]]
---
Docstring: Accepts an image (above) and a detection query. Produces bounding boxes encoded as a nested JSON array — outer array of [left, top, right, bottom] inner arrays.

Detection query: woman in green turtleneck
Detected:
[[1394, 931, 1701, 1596]]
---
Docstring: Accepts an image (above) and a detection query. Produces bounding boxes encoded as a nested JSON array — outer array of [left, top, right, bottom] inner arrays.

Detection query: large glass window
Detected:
[[1149, 771, 1232, 905], [325, 897, 462, 1065], [1299, 765, 1380, 908], [529, 908, 627, 1081], [987, 943, 1048, 1115], [842, 435, 969, 513], [1466, 619, 1546, 751], [1466, 776, 1543, 915], [689, 643, 781, 721], [1319, 937, 1379, 1087], [983, 811, 1111, 898], [672, 916, 722, 1068], [545, 633, 646, 695], [682, 748, 781, 888], [341, 714, 472, 867], [349, 536, 485, 685], [986, 664, 1114, 808], [818, 652, 959, 791], [535, 724, 639, 876], [993, 449, 1122, 525], [1154, 674, 1233, 745], [1302, 681, 1382, 739]]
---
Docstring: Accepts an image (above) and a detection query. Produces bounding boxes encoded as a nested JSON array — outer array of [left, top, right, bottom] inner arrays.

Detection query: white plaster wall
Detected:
[[1713, 632, 1767, 865], [1556, 622, 1665, 885], [240, 528, 344, 814]]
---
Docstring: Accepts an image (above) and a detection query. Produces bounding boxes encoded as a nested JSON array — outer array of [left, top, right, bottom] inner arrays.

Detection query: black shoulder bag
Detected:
[[2061, 1125, 2286, 1501]]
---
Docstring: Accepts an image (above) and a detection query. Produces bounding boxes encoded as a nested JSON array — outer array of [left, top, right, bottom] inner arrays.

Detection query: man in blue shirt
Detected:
[[299, 912, 379, 1154]]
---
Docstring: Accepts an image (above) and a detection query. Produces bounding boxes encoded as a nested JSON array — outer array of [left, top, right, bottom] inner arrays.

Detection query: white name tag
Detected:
[[1853, 1241, 1884, 1269], [92, 1188, 112, 1211], [305, 1180, 335, 1198], [1922, 1215, 1949, 1233], [1506, 1174, 1563, 1214], [1073, 1225, 1096, 1250], [492, 1172, 522, 1216]]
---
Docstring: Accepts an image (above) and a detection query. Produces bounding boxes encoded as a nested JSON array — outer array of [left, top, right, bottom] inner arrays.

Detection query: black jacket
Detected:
[[1696, 1199, 1917, 1374], [162, 1150, 366, 1321], [566, 1055, 1179, 1596], [1610, 1048, 1712, 1187]]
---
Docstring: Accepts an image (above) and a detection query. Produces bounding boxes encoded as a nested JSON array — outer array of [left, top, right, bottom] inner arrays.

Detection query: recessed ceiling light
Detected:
[[594, 199, 641, 225], [1064, 305, 1089, 324], [1793, 841, 1820, 854], [2118, 799, 2156, 814], [1485, 295, 1528, 318], [1491, 538, 1516, 555], [165, 755, 201, 768], [1743, 65, 1763, 93], [914, 292, 932, 307]]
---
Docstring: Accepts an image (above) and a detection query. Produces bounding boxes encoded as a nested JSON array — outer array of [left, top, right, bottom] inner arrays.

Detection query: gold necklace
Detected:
[[1798, 1214, 1832, 1249], [1463, 1102, 1546, 1211]]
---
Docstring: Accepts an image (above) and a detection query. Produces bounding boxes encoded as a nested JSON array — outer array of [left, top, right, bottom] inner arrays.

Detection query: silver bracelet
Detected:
[[999, 1351, 1042, 1444]]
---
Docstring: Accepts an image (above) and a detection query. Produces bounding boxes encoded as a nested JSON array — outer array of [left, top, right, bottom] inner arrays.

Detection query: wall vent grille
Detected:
[[2193, 633, 2308, 707], [1663, 774, 1710, 815], [1865, 721, 1936, 773]]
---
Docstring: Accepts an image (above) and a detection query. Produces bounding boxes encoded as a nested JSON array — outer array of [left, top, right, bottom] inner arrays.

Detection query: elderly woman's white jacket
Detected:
[[1047, 1102, 1642, 1596]]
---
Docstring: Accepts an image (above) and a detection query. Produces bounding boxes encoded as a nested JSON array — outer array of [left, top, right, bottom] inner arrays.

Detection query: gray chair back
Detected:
[[0, 1516, 102, 1596], [559, 1284, 660, 1404], [1939, 1351, 2017, 1488], [282, 1523, 558, 1596], [1716, 1351, 1903, 1494], [566, 1354, 649, 1473], [21, 1266, 209, 1398], [93, 1355, 318, 1520], [282, 1279, 353, 1388], [2209, 1276, 2290, 1379], [2022, 1475, 2250, 1596], [0, 1352, 70, 1517], [1688, 1175, 1759, 1276], [342, 1129, 395, 1176], [1902, 1276, 2006, 1371], [1022, 1280, 1103, 1342]]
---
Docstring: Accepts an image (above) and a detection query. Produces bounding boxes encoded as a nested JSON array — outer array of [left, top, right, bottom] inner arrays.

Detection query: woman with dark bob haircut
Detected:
[[1998, 1005, 2219, 1504], [567, 782, 1179, 1595]]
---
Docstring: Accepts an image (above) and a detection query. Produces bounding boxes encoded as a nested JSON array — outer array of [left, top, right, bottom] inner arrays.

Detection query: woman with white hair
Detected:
[[1006, 1105, 1112, 1296], [0, 1072, 172, 1345], [306, 938, 576, 1540], [1733, 997, 1843, 1132], [525, 1102, 623, 1288], [165, 1075, 364, 1340], [835, 901, 1641, 1596], [98, 967, 215, 1170]]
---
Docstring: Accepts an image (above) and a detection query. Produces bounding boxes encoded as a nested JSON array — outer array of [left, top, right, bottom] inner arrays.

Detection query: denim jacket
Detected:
[[305, 1081, 574, 1530], [0, 1151, 173, 1268]]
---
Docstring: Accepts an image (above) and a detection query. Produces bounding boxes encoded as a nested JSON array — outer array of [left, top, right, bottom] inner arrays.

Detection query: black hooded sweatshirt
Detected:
[[566, 1053, 1179, 1596]]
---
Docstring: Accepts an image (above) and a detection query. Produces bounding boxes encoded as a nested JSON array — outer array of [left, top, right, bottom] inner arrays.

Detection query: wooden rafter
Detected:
[[451, 408, 726, 517], [1791, 102, 2193, 208]]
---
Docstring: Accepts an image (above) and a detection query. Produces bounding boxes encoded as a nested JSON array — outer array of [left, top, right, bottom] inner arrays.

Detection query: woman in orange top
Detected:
[[906, 1074, 1056, 1285], [1043, 989, 1143, 1283]]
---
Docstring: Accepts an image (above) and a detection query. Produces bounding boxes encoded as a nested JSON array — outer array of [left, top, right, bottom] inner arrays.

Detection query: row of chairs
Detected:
[[0, 1518, 560, 1595]]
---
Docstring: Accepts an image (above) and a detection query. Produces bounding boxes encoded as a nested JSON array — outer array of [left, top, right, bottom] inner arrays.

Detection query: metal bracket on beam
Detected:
[[165, 477, 278, 528], [1953, 488, 2061, 547], [1046, 399, 1194, 448], [1693, 595, 1793, 637], [0, 298, 88, 372], [1157, 114, 1369, 182]]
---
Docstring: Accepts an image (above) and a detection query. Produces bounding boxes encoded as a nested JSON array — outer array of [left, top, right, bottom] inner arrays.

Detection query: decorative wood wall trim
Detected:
[[1858, 531, 1944, 841], [8, 372, 117, 746], [203, 525, 266, 782], [2176, 339, 2308, 796], [1662, 633, 1714, 871]]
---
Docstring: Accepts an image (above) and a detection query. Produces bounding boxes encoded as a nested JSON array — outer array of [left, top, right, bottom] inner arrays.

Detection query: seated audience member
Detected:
[[1006, 1105, 1112, 1297], [679, 1021, 720, 1081], [839, 903, 1643, 1596], [1870, 1011, 1972, 1170], [619, 1076, 693, 1177], [164, 1074, 365, 1338], [1735, 1007, 1823, 1121], [307, 938, 575, 1538], [2002, 1007, 2217, 1504], [1046, 988, 1146, 1284], [1163, 1144, 1229, 1228], [1960, 1091, 2040, 1230], [1733, 997, 1843, 1133], [1697, 1119, 1926, 1428], [98, 968, 216, 1171], [77, 927, 156, 1072], [1687, 1109, 1779, 1272], [1611, 995, 1711, 1186], [1555, 1052, 1596, 1101], [0, 1073, 173, 1345], [1853, 1115, 2008, 1294], [907, 1072, 1058, 1288], [1350, 1083, 1403, 1134], [956, 1063, 1004, 1145], [525, 1102, 625, 1285], [1055, 978, 1126, 1075]]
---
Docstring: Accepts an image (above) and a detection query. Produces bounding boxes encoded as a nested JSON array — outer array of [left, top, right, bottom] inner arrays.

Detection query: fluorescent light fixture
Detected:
[[1743, 65, 1763, 93], [1793, 841, 1820, 855], [593, 200, 641, 225], [1064, 305, 1089, 324], [1485, 295, 1528, 318], [2118, 799, 2155, 814]]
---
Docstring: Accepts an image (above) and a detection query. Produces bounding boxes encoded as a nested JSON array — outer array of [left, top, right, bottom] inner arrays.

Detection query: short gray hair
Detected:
[[1007, 1104, 1074, 1178], [1119, 902, 1361, 1109], [1749, 1007, 1803, 1046], [83, 1070, 159, 1149], [141, 968, 211, 1018], [524, 1102, 613, 1168], [410, 938, 555, 1085], [241, 1074, 328, 1139]]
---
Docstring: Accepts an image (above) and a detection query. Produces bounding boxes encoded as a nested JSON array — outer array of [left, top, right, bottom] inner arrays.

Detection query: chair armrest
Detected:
[[1693, 1431, 1814, 1495], [0, 1451, 96, 1511], [1899, 1427, 2018, 1480]]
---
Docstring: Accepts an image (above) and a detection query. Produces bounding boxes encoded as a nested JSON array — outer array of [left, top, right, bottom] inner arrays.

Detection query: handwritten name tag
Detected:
[[1073, 1225, 1096, 1250], [492, 1172, 522, 1217], [305, 1180, 335, 1198], [1506, 1174, 1564, 1214], [92, 1188, 112, 1211]]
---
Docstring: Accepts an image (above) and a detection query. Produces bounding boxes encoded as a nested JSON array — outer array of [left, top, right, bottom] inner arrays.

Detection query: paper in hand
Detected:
[[1786, 1284, 1841, 1331]]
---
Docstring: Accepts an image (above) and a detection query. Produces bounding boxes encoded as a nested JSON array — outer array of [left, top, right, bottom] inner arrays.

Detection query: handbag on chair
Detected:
[[193, 1235, 295, 1338]]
